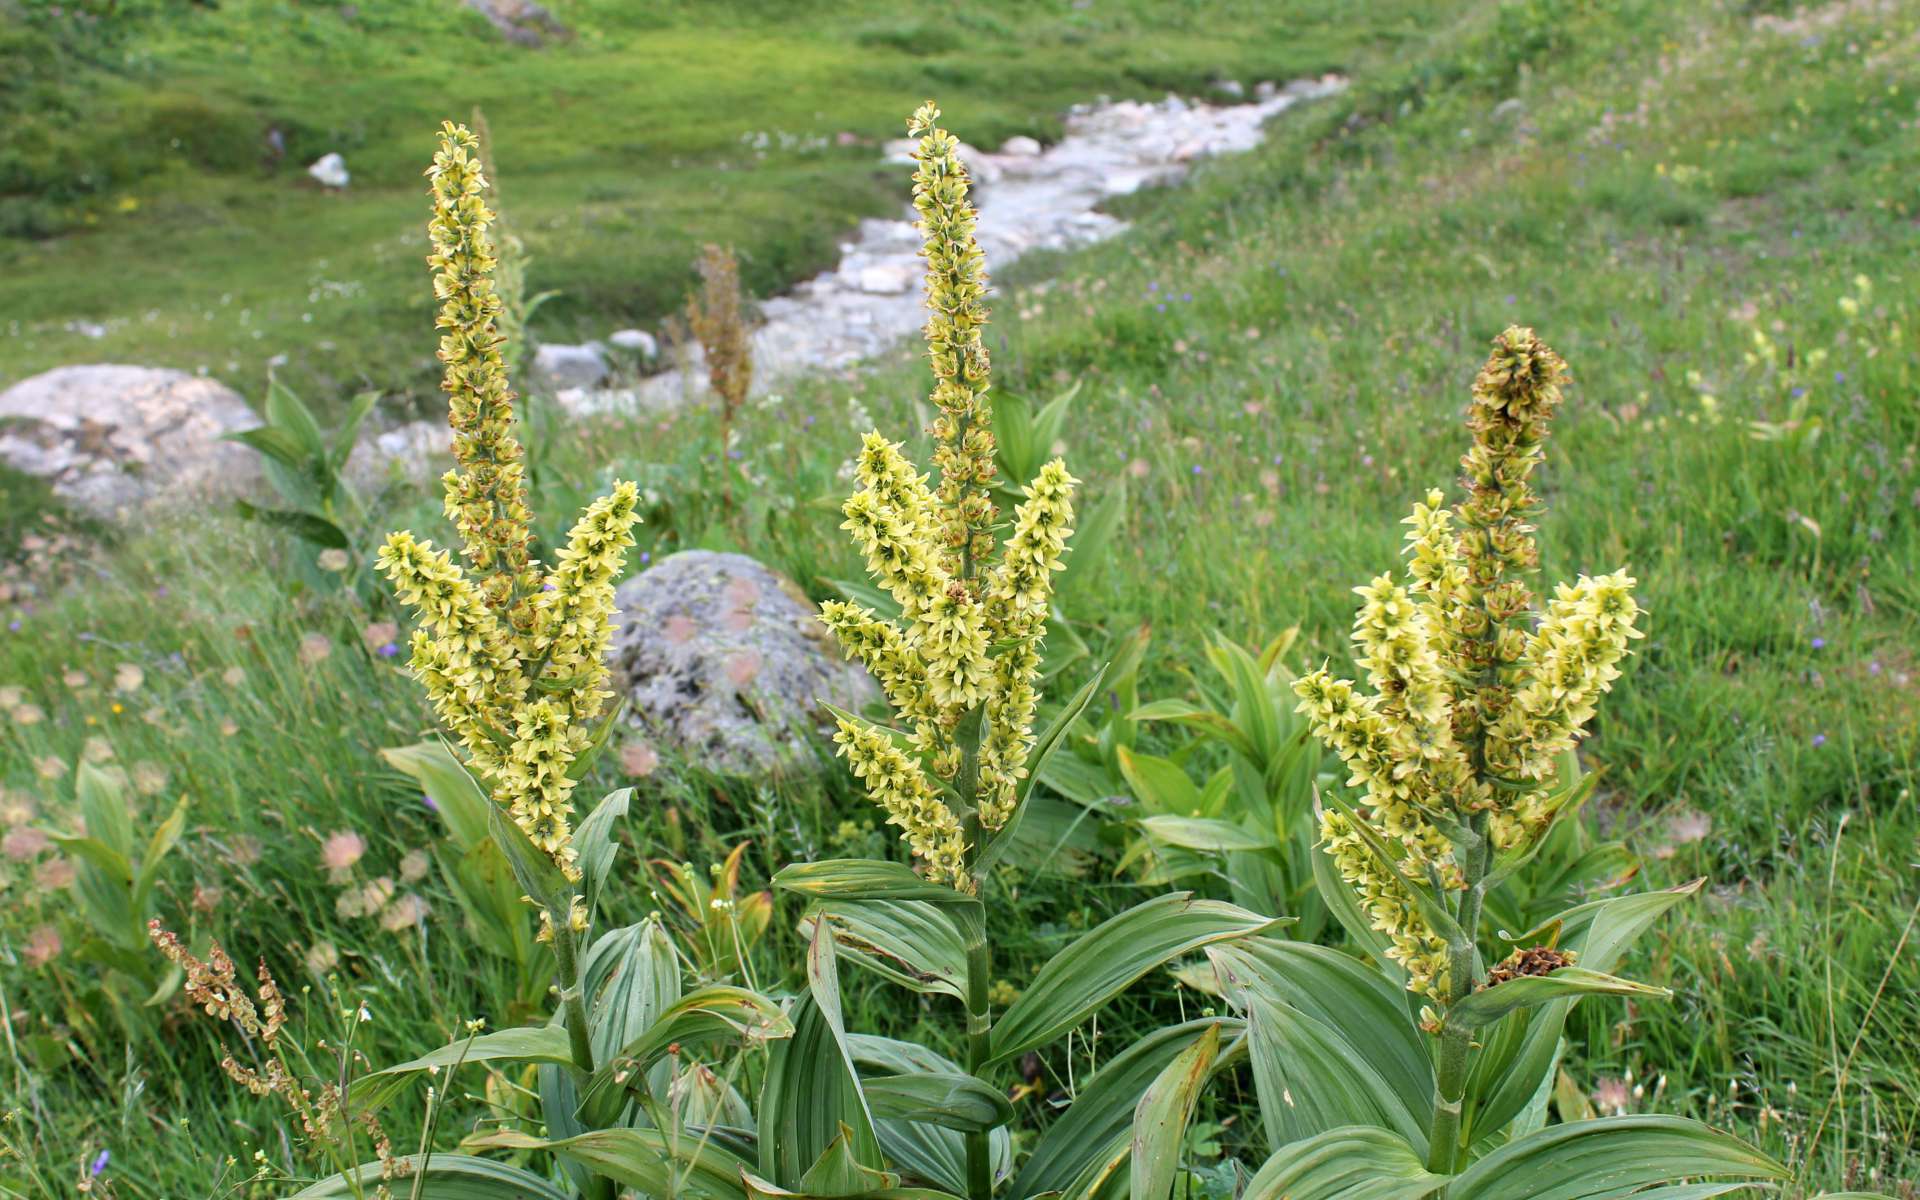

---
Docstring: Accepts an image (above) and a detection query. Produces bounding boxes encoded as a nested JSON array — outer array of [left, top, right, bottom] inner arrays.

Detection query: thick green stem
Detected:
[[552, 915, 617, 1200], [1424, 817, 1490, 1174], [954, 704, 994, 1200], [963, 926, 994, 1200]]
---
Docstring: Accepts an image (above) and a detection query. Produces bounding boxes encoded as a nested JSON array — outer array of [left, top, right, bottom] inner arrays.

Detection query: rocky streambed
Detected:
[[556, 76, 1346, 415]]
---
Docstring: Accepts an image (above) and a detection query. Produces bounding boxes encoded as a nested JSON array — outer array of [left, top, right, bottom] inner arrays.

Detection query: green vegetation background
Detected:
[[0, 0, 1915, 1194]]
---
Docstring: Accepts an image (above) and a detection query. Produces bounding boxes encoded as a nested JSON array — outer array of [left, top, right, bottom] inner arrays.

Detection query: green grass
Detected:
[[0, 0, 1395, 410], [2, 0, 1918, 1194]]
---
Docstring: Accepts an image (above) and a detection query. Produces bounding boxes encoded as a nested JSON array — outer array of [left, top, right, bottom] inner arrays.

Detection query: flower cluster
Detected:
[[822, 103, 1078, 889], [1293, 328, 1643, 996], [378, 123, 641, 877]]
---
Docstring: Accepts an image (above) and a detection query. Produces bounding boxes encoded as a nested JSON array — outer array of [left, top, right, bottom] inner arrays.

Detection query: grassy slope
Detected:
[[0, 0, 1391, 406], [2, 0, 1917, 1194]]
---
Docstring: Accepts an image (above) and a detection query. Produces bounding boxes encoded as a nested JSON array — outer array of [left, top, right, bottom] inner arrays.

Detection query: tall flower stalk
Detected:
[[821, 100, 1077, 1200], [375, 122, 640, 1200], [1292, 327, 1644, 1172]]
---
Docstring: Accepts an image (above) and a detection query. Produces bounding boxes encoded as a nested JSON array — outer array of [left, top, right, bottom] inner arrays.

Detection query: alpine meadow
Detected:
[[0, 2, 1915, 1199]]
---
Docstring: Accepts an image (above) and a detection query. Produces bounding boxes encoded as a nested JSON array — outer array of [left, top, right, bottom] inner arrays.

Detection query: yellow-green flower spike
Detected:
[[821, 103, 1079, 884], [1292, 328, 1642, 998], [381, 123, 642, 880], [909, 101, 998, 580], [427, 122, 537, 629]]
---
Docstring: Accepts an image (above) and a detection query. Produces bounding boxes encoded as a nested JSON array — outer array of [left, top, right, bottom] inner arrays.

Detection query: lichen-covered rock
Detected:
[[608, 551, 877, 774], [0, 365, 260, 517]]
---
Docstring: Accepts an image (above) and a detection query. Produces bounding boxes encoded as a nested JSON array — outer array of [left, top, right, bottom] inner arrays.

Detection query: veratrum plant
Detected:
[[291, 123, 796, 1200], [764, 100, 1281, 1200], [1208, 328, 1795, 1197]]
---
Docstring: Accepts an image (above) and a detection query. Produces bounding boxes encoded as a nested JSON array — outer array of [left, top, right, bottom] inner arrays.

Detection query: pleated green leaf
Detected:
[[988, 893, 1283, 1064], [291, 1153, 571, 1199], [1242, 1127, 1446, 1200], [1130, 1022, 1222, 1200], [1447, 1116, 1788, 1200]]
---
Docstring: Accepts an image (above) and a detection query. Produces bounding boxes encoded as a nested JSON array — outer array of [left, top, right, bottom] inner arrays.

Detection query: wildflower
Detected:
[[11, 703, 44, 726], [820, 102, 1078, 884], [36, 857, 76, 889], [34, 756, 66, 780], [1, 792, 34, 826], [361, 620, 400, 652], [1592, 1076, 1633, 1116], [131, 762, 168, 796], [380, 893, 429, 932], [317, 548, 351, 572], [320, 831, 365, 883], [113, 663, 144, 692], [398, 849, 431, 883], [25, 924, 61, 967], [3, 827, 49, 860], [298, 632, 333, 665], [379, 124, 642, 880], [90, 1150, 109, 1177], [1293, 329, 1643, 997], [222, 666, 246, 688], [304, 940, 340, 975], [619, 739, 659, 778]]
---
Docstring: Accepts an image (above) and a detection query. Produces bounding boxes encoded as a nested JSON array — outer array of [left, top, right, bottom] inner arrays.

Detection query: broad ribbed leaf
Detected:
[[810, 899, 967, 999], [575, 787, 633, 912], [584, 917, 682, 1064], [989, 893, 1283, 1063], [1447, 1116, 1788, 1200], [1467, 881, 1703, 1143], [866, 1072, 1012, 1133], [1446, 967, 1668, 1030], [1130, 1023, 1222, 1200], [1209, 940, 1432, 1134], [1140, 815, 1274, 852], [580, 986, 792, 1125], [1243, 1127, 1445, 1200], [354, 1025, 573, 1111], [487, 802, 568, 913], [468, 1128, 749, 1200], [775, 859, 976, 905], [1117, 747, 1204, 816], [1012, 1019, 1243, 1199], [291, 1153, 570, 1199], [380, 740, 492, 850], [848, 1035, 1013, 1192], [1241, 992, 1427, 1154], [758, 927, 883, 1186]]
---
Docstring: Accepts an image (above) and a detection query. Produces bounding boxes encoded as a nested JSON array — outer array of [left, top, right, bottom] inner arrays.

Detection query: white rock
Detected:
[[531, 341, 610, 391], [0, 366, 260, 517], [1254, 80, 1278, 100], [1000, 135, 1043, 157], [307, 153, 350, 188], [1214, 79, 1245, 99], [608, 328, 659, 357], [855, 263, 916, 295]]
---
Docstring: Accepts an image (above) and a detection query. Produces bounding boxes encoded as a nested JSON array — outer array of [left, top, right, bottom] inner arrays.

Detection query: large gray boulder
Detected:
[[608, 551, 878, 774], [0, 365, 259, 517], [531, 341, 610, 392]]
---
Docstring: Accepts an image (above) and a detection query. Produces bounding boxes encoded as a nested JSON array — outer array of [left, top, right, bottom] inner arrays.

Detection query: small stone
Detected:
[[608, 329, 659, 357], [307, 153, 350, 188], [1213, 79, 1245, 99], [855, 264, 916, 295], [465, 0, 568, 46], [531, 341, 610, 391], [999, 135, 1043, 157], [1254, 81, 1278, 101], [607, 551, 879, 775]]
